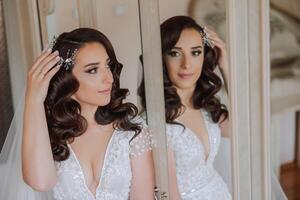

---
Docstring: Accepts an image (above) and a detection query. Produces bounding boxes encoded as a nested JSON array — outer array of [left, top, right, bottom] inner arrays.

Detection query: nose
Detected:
[[104, 69, 114, 84], [181, 54, 192, 69]]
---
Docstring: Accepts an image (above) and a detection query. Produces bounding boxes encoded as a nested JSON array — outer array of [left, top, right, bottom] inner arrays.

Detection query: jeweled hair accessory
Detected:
[[48, 35, 78, 70], [49, 35, 58, 50], [201, 27, 214, 48], [58, 49, 78, 70]]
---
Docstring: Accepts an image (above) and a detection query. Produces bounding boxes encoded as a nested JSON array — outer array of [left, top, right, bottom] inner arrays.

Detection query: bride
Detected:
[[139, 16, 232, 199], [0, 28, 155, 200]]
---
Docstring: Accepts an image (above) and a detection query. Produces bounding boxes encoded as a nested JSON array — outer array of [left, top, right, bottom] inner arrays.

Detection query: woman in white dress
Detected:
[[0, 28, 155, 200], [139, 16, 232, 199]]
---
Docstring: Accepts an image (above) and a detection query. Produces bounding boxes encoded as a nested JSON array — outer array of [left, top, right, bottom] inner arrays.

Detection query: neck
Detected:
[[80, 103, 99, 126], [176, 86, 195, 109]]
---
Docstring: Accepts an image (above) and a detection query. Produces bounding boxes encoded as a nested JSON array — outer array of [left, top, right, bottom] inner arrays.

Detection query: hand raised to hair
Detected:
[[204, 27, 228, 72], [25, 49, 61, 103], [204, 27, 229, 92]]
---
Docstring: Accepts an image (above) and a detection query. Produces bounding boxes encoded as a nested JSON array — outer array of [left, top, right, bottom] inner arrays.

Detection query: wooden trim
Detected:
[[227, 0, 252, 199], [138, 0, 169, 199], [260, 0, 272, 199], [227, 0, 271, 199]]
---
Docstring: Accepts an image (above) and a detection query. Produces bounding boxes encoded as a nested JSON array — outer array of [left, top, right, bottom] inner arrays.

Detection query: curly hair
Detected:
[[138, 16, 228, 124], [44, 28, 141, 161]]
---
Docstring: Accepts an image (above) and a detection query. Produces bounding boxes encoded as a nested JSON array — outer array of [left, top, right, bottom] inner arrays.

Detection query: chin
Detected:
[[175, 82, 196, 90], [98, 97, 112, 106]]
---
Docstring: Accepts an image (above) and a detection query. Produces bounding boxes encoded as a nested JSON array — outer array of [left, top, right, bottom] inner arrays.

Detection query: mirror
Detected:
[[139, 0, 233, 198]]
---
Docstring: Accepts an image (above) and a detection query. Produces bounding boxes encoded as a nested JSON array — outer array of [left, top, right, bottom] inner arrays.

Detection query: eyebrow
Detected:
[[84, 62, 100, 68], [191, 45, 203, 49], [172, 45, 203, 50], [83, 58, 110, 68]]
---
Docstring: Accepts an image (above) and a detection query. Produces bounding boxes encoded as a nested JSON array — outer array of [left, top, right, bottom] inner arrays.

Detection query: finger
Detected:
[[210, 36, 225, 45], [38, 55, 61, 78], [207, 34, 224, 46], [32, 51, 59, 76], [29, 49, 53, 72], [205, 29, 219, 39], [209, 36, 223, 44], [207, 32, 219, 39], [44, 64, 61, 82], [204, 27, 217, 35], [41, 43, 50, 53], [211, 40, 225, 50]]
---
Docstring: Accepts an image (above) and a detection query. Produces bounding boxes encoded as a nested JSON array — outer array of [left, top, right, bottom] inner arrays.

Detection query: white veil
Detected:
[[0, 91, 55, 199]]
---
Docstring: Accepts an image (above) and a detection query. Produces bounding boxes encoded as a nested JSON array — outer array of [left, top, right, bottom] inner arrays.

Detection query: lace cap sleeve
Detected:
[[129, 118, 156, 157]]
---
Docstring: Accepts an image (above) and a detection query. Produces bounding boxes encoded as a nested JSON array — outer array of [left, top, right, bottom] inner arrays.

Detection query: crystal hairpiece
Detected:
[[49, 35, 58, 50], [200, 27, 214, 48], [58, 49, 78, 70], [48, 35, 78, 70]]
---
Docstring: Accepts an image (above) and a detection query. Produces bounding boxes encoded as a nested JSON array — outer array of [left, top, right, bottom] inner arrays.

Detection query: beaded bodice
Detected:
[[52, 118, 153, 200], [166, 110, 232, 199]]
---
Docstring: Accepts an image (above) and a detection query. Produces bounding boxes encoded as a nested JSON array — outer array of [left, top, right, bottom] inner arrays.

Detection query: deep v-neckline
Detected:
[[68, 130, 116, 199], [176, 109, 211, 163]]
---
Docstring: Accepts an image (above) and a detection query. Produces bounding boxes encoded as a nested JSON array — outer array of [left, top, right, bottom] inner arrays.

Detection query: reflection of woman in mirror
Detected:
[[0, 28, 155, 200], [139, 16, 231, 199]]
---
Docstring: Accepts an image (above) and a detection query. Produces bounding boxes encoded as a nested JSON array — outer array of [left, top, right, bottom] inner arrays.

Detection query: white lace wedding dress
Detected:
[[52, 118, 153, 200], [166, 109, 232, 200]]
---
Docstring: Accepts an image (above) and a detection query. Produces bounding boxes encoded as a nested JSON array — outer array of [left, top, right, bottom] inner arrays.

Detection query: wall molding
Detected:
[[227, 0, 271, 199]]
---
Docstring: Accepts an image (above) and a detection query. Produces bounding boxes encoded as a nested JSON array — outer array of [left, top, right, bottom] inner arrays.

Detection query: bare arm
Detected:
[[130, 150, 155, 200], [22, 50, 61, 191], [167, 149, 181, 200], [219, 117, 231, 138], [205, 28, 231, 138], [204, 27, 229, 93]]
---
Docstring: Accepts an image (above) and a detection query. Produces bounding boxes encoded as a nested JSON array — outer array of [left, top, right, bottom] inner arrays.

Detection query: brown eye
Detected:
[[192, 50, 202, 56], [167, 51, 180, 57], [85, 67, 98, 74]]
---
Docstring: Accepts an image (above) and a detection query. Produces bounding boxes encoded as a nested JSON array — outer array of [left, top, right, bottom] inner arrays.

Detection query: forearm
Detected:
[[130, 151, 155, 200], [22, 98, 57, 191]]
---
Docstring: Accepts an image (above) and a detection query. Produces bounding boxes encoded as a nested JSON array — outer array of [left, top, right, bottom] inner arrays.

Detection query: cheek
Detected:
[[73, 76, 100, 101], [192, 56, 204, 75], [77, 84, 93, 96], [165, 60, 180, 79], [77, 77, 97, 93]]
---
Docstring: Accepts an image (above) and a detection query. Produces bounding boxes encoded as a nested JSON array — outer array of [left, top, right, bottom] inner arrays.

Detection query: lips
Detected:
[[98, 88, 112, 94], [178, 73, 193, 79]]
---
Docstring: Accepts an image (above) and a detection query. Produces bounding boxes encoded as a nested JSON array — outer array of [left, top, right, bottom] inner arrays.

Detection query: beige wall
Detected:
[[96, 0, 141, 105]]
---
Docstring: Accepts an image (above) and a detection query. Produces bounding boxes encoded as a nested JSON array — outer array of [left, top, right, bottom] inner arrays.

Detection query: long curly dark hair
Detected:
[[138, 16, 228, 124], [44, 28, 141, 161]]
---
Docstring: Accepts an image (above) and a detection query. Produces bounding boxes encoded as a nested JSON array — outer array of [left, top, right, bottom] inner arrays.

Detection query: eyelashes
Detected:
[[191, 50, 202, 56], [85, 65, 111, 74], [167, 50, 202, 58], [85, 67, 98, 74], [167, 51, 180, 57]]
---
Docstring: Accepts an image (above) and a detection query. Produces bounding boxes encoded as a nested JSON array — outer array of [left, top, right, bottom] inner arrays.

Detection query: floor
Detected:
[[280, 163, 300, 200]]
